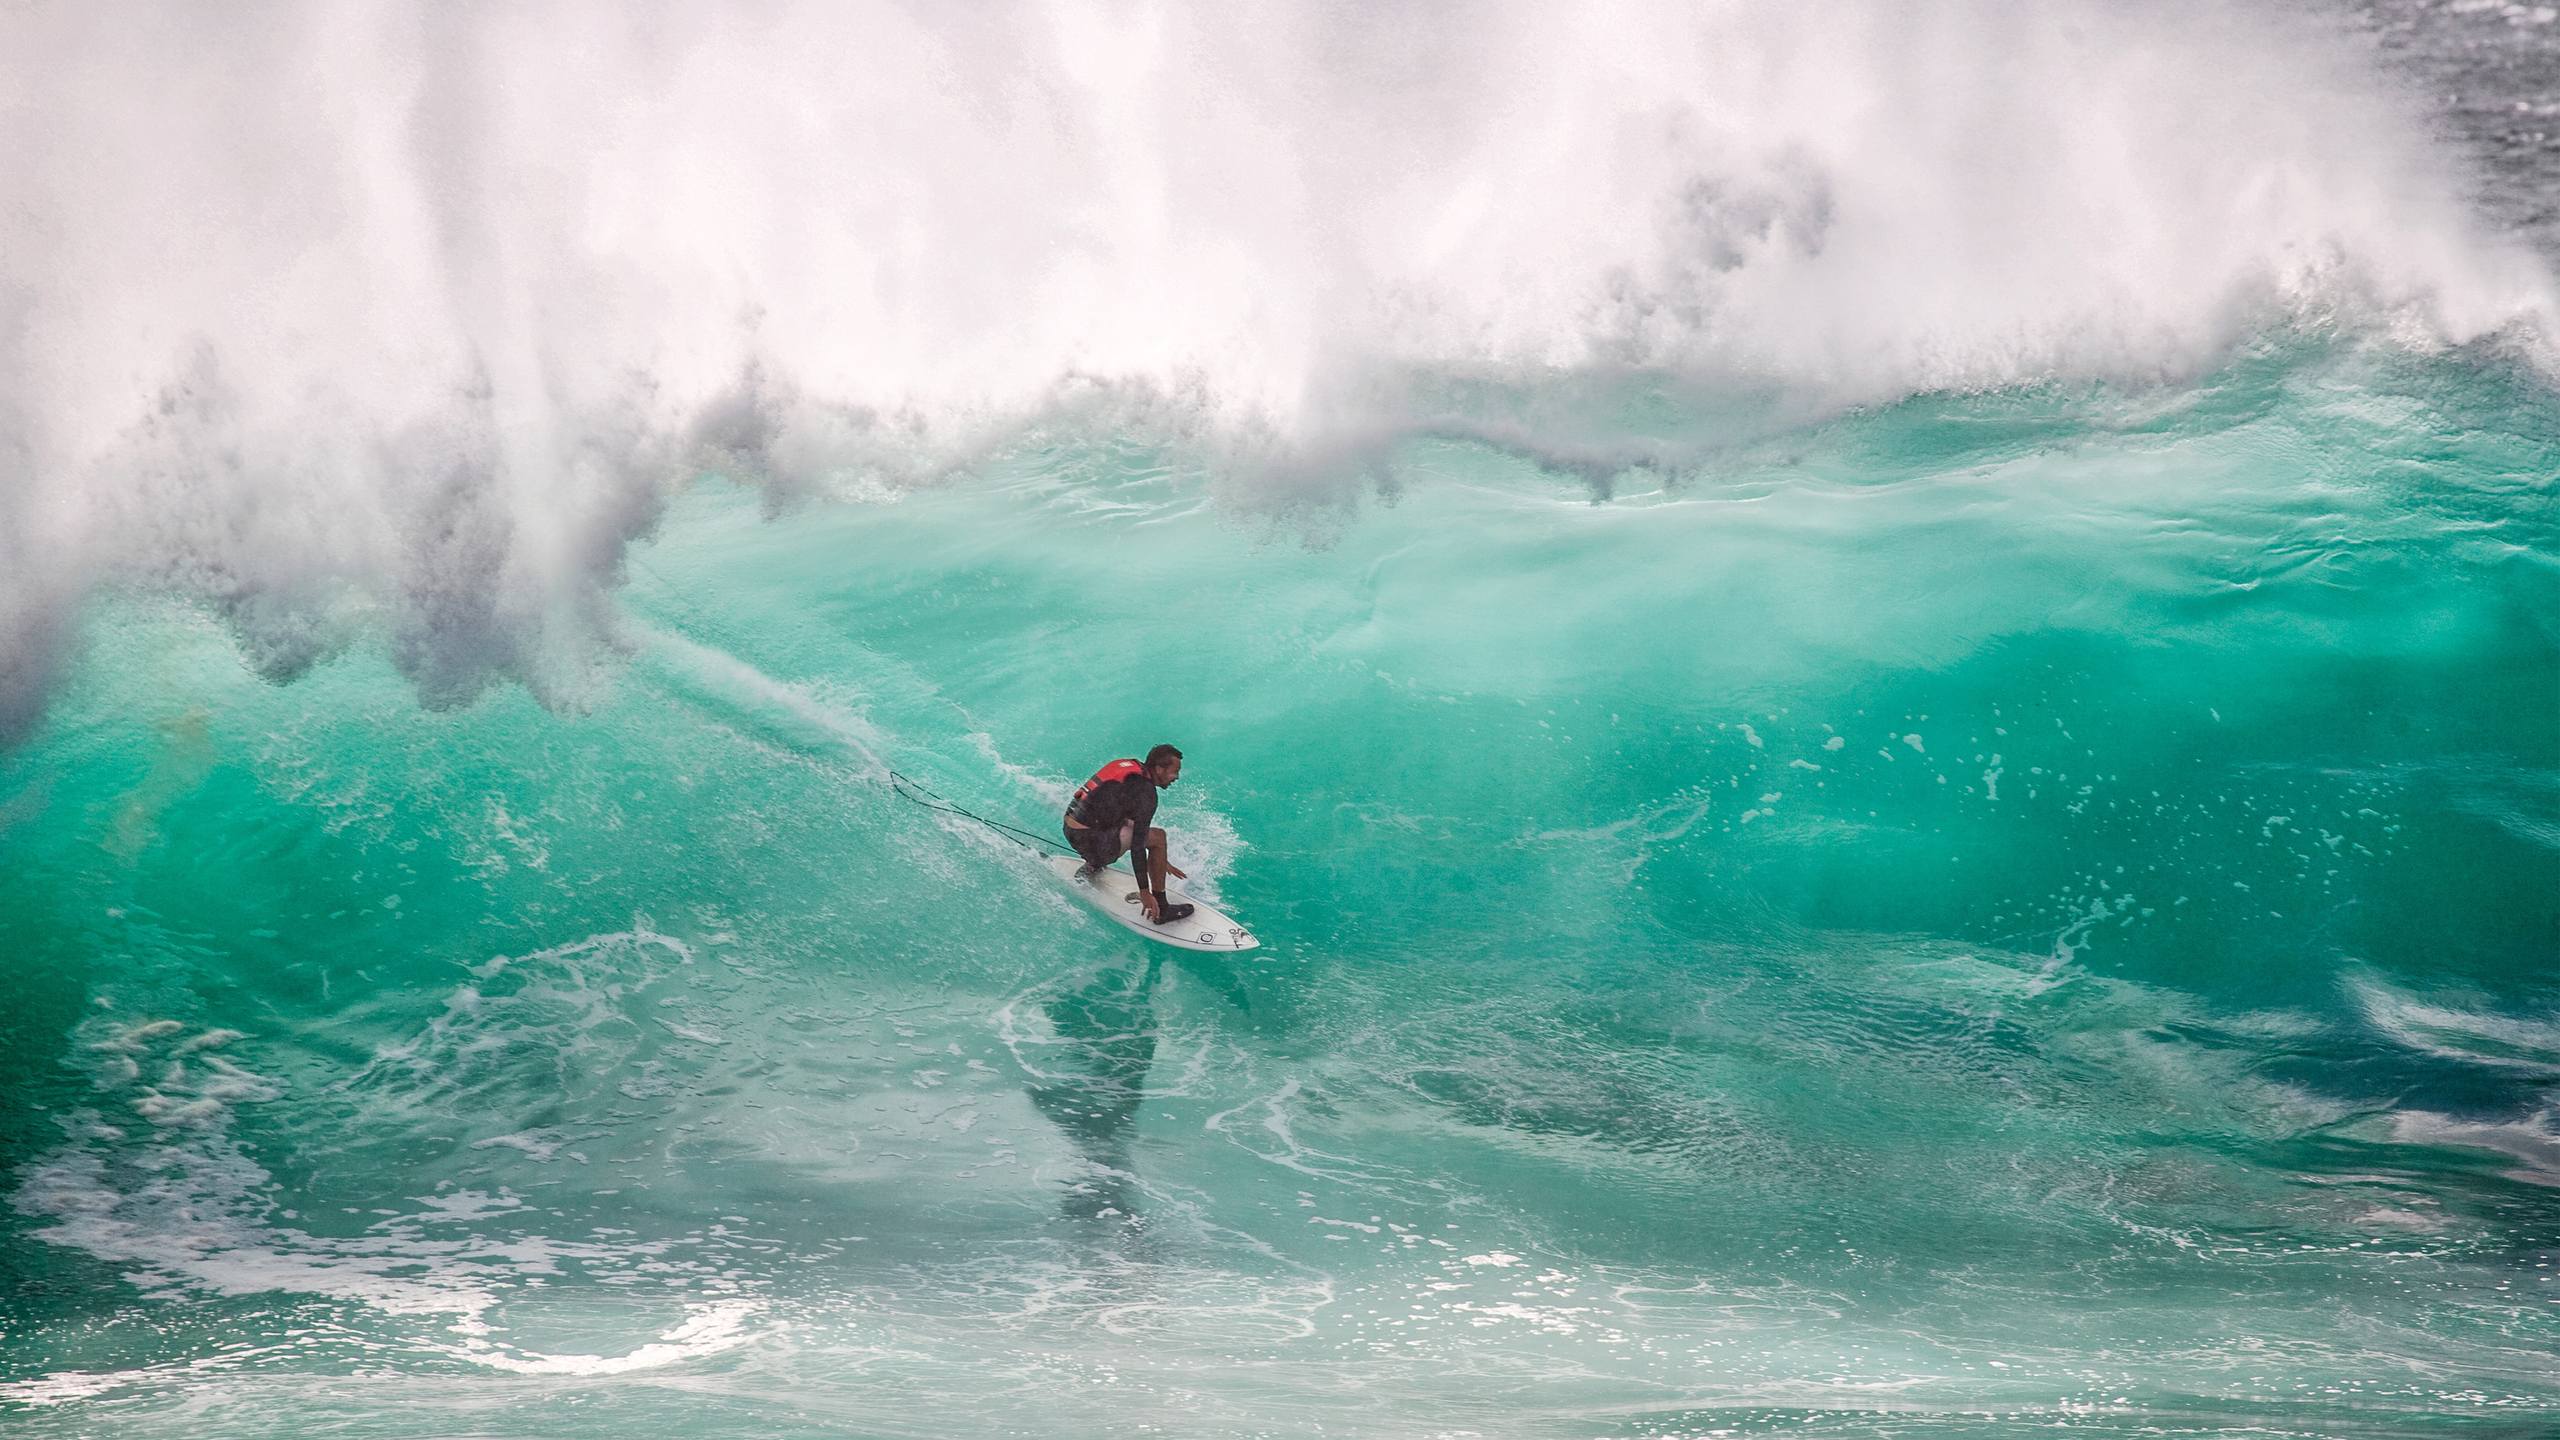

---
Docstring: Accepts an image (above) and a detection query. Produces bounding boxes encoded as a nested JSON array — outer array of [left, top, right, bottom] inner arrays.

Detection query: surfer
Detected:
[[1063, 744, 1194, 925]]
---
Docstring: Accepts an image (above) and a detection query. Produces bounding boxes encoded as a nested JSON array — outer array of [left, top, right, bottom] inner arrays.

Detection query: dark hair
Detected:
[[1146, 743, 1183, 765]]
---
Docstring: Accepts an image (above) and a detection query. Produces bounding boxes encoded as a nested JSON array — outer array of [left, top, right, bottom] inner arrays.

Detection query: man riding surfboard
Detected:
[[1062, 744, 1194, 925]]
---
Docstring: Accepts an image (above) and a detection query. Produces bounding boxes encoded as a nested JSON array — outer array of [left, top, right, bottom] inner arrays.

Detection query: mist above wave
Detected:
[[2, 0, 2551, 739]]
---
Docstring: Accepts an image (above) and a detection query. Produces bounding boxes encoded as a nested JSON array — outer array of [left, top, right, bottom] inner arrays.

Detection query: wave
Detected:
[[3, 1, 2556, 742]]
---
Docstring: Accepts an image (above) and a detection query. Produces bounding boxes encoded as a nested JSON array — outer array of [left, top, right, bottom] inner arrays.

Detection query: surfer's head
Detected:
[[1145, 743, 1183, 788]]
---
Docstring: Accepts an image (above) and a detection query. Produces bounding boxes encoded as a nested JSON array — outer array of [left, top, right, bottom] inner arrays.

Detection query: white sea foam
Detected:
[[436, 1300, 765, 1376], [0, 1368, 151, 1406], [2350, 974, 2560, 1074], [1156, 794, 1243, 904], [471, 1131, 569, 1162], [1, 2, 2552, 740], [637, 625, 891, 777], [2385, 1108, 2560, 1185], [14, 1000, 780, 1385]]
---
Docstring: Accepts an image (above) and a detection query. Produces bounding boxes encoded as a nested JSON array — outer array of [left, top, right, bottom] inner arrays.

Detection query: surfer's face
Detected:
[[1151, 757, 1181, 788]]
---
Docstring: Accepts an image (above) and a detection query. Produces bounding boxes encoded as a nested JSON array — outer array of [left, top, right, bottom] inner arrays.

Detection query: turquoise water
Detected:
[[12, 2, 2560, 1433], [4, 331, 2557, 1435]]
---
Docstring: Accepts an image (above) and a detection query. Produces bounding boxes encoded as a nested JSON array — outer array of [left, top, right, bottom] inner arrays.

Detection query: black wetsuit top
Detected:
[[1066, 762, 1160, 892]]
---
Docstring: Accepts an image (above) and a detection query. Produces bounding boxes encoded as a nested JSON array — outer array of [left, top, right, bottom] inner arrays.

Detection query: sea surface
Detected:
[[3, 4, 2557, 1436]]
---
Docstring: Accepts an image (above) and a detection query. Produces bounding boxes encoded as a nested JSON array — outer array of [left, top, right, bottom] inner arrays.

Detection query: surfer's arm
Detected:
[[1127, 825, 1155, 893]]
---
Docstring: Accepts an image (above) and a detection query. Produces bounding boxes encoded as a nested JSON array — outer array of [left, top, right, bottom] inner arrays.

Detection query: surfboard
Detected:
[[1046, 855, 1260, 952]]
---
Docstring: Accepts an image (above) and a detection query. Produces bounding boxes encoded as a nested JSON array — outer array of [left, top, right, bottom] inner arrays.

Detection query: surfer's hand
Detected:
[[1167, 863, 1187, 880], [1139, 892, 1163, 921]]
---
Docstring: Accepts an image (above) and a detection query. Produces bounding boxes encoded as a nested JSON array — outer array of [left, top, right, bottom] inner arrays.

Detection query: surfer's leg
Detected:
[[1064, 821, 1123, 879], [1142, 827, 1192, 924]]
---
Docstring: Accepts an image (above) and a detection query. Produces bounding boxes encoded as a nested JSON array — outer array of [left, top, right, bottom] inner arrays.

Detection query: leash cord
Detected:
[[885, 768, 1076, 858]]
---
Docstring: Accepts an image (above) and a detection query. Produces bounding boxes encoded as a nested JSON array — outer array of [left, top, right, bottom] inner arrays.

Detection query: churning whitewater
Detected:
[[3, 2, 2558, 1436]]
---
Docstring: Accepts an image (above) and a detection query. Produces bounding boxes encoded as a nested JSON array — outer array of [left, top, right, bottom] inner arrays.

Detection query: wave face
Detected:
[[5, 3, 2560, 1436]]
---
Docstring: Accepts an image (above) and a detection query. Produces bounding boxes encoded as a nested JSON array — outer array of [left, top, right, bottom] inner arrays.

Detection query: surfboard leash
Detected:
[[886, 768, 1077, 858]]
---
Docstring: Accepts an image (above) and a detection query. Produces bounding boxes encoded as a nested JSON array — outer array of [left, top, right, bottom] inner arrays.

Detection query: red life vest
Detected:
[[1072, 759, 1146, 815]]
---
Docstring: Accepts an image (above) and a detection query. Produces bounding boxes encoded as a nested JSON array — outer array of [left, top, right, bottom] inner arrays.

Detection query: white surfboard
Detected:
[[1046, 855, 1260, 952]]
